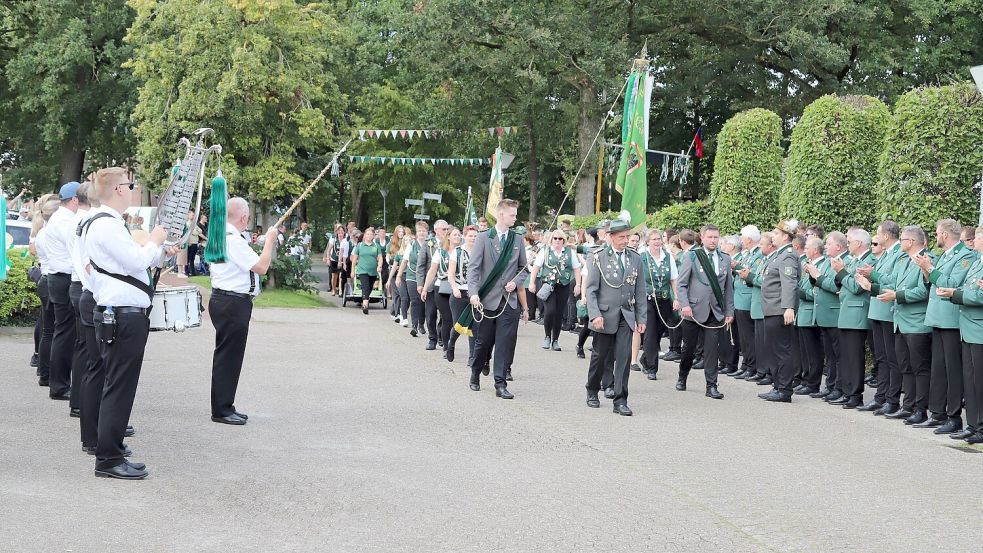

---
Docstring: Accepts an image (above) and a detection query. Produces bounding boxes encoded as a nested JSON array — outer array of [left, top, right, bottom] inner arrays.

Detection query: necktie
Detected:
[[617, 252, 625, 275]]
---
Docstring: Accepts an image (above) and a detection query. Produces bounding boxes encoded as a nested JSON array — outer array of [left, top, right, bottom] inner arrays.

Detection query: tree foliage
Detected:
[[781, 95, 890, 231], [878, 82, 983, 231], [649, 200, 709, 232], [708, 109, 783, 234]]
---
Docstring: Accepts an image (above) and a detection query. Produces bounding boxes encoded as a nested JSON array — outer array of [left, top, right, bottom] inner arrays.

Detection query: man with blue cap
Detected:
[[44, 181, 81, 402]]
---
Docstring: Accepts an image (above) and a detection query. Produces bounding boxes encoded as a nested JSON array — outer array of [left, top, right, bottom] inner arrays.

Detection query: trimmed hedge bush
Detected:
[[708, 108, 783, 234], [648, 200, 709, 231], [0, 252, 41, 326], [879, 82, 983, 230], [781, 95, 890, 231], [570, 212, 618, 230]]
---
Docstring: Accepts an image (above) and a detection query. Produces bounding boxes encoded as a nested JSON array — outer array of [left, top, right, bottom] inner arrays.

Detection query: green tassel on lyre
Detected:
[[203, 170, 228, 264]]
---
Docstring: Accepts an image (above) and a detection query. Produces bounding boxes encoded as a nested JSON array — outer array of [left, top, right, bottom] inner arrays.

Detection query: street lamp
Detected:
[[380, 188, 388, 228], [972, 65, 983, 224]]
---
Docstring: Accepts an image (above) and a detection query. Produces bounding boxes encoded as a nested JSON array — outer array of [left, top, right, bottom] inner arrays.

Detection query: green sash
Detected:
[[694, 248, 724, 308], [454, 230, 516, 336]]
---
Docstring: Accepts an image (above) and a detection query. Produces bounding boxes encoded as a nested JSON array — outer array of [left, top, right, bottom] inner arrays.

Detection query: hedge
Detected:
[[708, 108, 783, 234], [0, 252, 41, 326], [648, 200, 709, 231], [879, 82, 983, 231], [781, 95, 890, 231]]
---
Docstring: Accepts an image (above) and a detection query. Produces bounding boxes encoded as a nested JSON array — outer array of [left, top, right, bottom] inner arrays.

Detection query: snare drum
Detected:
[[150, 285, 203, 332]]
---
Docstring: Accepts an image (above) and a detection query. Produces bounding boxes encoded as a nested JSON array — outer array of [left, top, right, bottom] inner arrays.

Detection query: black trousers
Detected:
[[867, 330, 878, 379], [69, 281, 85, 410], [93, 310, 149, 469], [543, 281, 571, 342], [798, 326, 824, 389], [47, 273, 76, 397], [643, 296, 673, 374], [187, 243, 199, 275], [406, 280, 424, 330], [839, 328, 867, 402], [819, 326, 840, 391], [962, 341, 983, 431], [37, 276, 54, 381], [436, 292, 453, 350], [424, 286, 438, 344], [929, 328, 963, 420], [209, 293, 253, 417], [357, 273, 377, 302], [753, 318, 769, 376], [763, 316, 795, 393], [79, 290, 102, 448], [735, 309, 755, 373], [397, 279, 410, 320], [721, 316, 741, 369], [897, 332, 932, 412], [586, 318, 633, 404], [449, 293, 477, 366], [679, 315, 722, 386], [471, 299, 520, 387], [669, 326, 682, 353], [871, 320, 901, 406]]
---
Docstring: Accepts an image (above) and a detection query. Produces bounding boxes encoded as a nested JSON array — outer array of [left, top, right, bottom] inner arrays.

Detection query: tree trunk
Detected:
[[58, 139, 85, 185], [574, 82, 602, 216], [526, 118, 539, 222], [350, 183, 368, 229]]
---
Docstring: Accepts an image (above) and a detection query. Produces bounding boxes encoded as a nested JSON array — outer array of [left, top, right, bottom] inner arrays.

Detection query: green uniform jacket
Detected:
[[891, 249, 932, 334], [868, 242, 903, 322], [812, 254, 842, 328], [925, 241, 979, 329], [837, 250, 873, 330], [733, 247, 761, 311], [745, 250, 769, 320], [797, 255, 817, 327], [951, 258, 983, 344]]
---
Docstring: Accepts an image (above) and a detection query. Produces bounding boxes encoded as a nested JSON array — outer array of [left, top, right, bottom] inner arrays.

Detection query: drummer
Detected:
[[207, 197, 278, 426]]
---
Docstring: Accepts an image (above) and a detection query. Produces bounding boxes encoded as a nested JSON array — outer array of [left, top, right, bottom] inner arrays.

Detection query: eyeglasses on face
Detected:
[[116, 182, 137, 190], [552, 237, 564, 241]]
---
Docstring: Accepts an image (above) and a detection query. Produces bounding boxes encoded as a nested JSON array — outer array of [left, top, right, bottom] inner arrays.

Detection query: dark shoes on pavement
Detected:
[[705, 385, 724, 400], [95, 462, 148, 480], [495, 387, 514, 400], [613, 403, 633, 416], [211, 413, 247, 425]]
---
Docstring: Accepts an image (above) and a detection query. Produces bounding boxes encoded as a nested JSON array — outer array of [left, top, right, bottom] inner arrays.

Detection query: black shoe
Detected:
[[576, 346, 585, 359], [469, 382, 480, 391], [551, 341, 561, 351], [912, 415, 946, 428], [631, 363, 641, 372], [809, 388, 831, 399], [756, 377, 774, 386], [438, 340, 444, 348], [586, 392, 600, 408], [747, 373, 764, 382], [49, 392, 70, 401], [758, 390, 781, 400], [904, 410, 928, 425], [410, 328, 418, 338], [123, 458, 147, 471], [232, 411, 248, 420], [824, 390, 844, 402], [446, 347, 456, 363], [542, 338, 551, 349], [426, 342, 437, 351], [30, 353, 38, 368], [765, 391, 792, 403], [705, 385, 723, 400], [842, 398, 862, 409], [69, 408, 81, 418], [95, 462, 148, 480], [828, 395, 849, 405], [874, 403, 898, 416], [604, 387, 616, 399], [211, 414, 247, 425], [857, 401, 883, 412], [964, 432, 983, 444], [495, 387, 514, 400], [362, 307, 368, 314], [675, 380, 686, 391], [885, 408, 913, 419], [505, 372, 513, 382], [934, 419, 962, 435], [693, 359, 705, 370], [481, 364, 490, 376], [613, 403, 633, 416], [663, 351, 681, 362], [795, 387, 818, 396], [647, 371, 658, 381], [950, 429, 974, 440], [733, 370, 751, 380], [125, 426, 135, 437]]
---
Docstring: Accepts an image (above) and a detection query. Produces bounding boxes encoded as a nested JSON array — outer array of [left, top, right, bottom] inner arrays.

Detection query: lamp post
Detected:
[[971, 65, 983, 225], [380, 188, 388, 228]]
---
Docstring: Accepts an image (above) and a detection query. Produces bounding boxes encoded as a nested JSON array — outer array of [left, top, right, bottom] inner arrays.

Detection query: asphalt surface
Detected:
[[2, 283, 983, 552]]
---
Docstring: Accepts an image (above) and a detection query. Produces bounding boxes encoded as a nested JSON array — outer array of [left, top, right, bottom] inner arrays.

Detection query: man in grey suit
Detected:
[[417, 219, 448, 350], [676, 225, 734, 399], [467, 200, 529, 398], [757, 221, 802, 403], [584, 219, 647, 415]]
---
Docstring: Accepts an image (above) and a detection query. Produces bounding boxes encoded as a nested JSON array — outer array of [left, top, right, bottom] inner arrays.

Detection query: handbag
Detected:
[[28, 265, 42, 285], [438, 279, 452, 295], [536, 282, 554, 301]]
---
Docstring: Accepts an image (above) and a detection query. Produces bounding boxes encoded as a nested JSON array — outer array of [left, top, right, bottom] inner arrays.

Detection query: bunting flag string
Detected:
[[347, 156, 491, 166], [355, 127, 519, 141]]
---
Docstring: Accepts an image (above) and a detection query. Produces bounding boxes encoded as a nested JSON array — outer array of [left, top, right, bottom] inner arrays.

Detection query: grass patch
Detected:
[[188, 275, 327, 308], [188, 276, 212, 289]]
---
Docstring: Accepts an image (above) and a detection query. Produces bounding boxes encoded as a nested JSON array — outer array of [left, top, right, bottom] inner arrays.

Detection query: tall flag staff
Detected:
[[614, 52, 651, 230]]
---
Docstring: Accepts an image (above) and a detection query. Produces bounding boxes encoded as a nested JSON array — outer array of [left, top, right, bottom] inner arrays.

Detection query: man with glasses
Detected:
[[828, 229, 873, 409], [804, 232, 847, 401]]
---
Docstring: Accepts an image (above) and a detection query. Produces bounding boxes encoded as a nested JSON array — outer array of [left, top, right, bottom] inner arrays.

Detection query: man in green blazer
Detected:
[[938, 226, 983, 444], [732, 225, 762, 379], [737, 232, 773, 384], [795, 237, 824, 395], [873, 226, 933, 424], [830, 229, 873, 408], [913, 219, 979, 433], [803, 233, 848, 400]]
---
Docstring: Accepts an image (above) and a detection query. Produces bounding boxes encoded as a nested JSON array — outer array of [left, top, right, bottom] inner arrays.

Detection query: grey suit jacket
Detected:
[[466, 229, 528, 309], [584, 247, 647, 334], [416, 237, 437, 291], [761, 243, 800, 316], [676, 247, 735, 322]]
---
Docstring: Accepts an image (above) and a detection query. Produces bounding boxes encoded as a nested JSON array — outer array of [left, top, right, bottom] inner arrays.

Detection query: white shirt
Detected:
[[69, 208, 91, 285], [705, 248, 721, 274], [35, 227, 51, 275], [84, 206, 163, 308], [646, 248, 679, 279], [210, 223, 262, 296], [533, 247, 582, 270], [45, 205, 76, 275]]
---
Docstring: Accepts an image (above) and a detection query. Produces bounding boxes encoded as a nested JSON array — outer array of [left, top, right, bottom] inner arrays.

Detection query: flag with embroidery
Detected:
[[484, 147, 504, 223], [615, 70, 648, 229]]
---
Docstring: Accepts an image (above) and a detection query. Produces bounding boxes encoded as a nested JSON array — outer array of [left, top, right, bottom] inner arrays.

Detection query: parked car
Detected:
[[6, 219, 31, 247]]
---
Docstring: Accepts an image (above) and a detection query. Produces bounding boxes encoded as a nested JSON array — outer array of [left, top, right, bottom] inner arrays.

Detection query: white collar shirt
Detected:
[[84, 206, 163, 308], [45, 205, 76, 275], [69, 208, 91, 286], [648, 248, 679, 279], [210, 223, 262, 296], [35, 227, 51, 275]]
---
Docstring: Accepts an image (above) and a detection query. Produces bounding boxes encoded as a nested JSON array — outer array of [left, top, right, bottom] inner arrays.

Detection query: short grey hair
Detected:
[[847, 228, 871, 248], [740, 224, 761, 243], [723, 235, 741, 249], [937, 218, 961, 237], [826, 231, 848, 249], [806, 237, 824, 252], [228, 197, 249, 219], [902, 225, 927, 245]]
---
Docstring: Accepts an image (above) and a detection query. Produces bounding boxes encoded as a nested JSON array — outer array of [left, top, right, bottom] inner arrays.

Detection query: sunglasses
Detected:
[[552, 237, 565, 241], [116, 182, 137, 190], [871, 241, 879, 246]]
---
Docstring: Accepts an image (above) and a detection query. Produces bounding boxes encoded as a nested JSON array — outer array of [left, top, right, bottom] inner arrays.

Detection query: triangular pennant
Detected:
[[358, 130, 366, 141], [423, 130, 431, 139], [399, 130, 407, 138], [504, 127, 512, 135], [488, 128, 495, 137], [374, 130, 383, 138], [496, 127, 504, 137]]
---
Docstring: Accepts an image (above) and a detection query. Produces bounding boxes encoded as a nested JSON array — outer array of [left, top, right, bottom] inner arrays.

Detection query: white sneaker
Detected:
[[400, 318, 409, 327]]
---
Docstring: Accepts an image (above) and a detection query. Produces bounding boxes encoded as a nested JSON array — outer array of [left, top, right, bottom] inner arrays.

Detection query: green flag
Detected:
[[463, 188, 477, 227], [615, 70, 647, 229], [484, 147, 504, 224]]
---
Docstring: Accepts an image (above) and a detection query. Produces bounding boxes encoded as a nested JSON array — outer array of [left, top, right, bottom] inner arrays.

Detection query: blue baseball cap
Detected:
[[59, 181, 80, 200]]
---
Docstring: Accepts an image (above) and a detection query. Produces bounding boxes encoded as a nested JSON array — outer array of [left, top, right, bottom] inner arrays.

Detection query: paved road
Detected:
[[2, 294, 981, 552]]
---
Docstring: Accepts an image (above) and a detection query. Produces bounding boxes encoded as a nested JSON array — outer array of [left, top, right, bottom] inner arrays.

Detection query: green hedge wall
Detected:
[[0, 253, 41, 326], [781, 95, 890, 231], [648, 200, 709, 231], [879, 82, 983, 230], [708, 108, 783, 234]]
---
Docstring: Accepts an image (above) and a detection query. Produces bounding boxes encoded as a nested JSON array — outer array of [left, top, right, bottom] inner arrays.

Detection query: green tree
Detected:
[[781, 95, 890, 231], [879, 82, 983, 231], [649, 200, 709, 231], [708, 109, 783, 234]]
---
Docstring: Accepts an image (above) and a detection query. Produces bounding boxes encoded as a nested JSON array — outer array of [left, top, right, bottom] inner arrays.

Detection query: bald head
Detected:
[[227, 197, 250, 231]]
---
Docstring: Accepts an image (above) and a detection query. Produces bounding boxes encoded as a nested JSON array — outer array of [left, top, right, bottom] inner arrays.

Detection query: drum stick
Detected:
[[274, 137, 354, 228]]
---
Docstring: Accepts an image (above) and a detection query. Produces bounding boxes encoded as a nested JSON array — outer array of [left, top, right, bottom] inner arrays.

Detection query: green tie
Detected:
[[617, 252, 625, 275]]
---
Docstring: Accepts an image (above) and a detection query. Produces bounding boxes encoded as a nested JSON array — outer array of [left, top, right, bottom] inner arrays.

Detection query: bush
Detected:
[[0, 252, 42, 326], [248, 243, 319, 292], [570, 212, 618, 230], [781, 95, 890, 231], [648, 200, 709, 231], [879, 82, 983, 230], [708, 108, 783, 234]]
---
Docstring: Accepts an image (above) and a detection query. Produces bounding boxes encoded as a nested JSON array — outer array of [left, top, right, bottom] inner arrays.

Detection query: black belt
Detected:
[[213, 289, 253, 300], [96, 306, 147, 315], [50, 272, 71, 277]]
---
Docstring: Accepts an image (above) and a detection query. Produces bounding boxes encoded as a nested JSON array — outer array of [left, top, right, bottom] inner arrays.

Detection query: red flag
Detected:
[[694, 127, 704, 158]]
